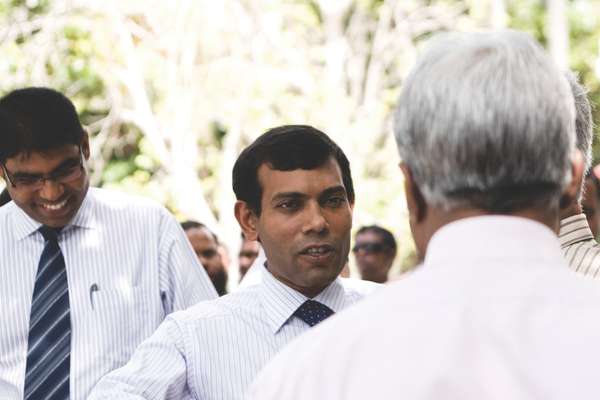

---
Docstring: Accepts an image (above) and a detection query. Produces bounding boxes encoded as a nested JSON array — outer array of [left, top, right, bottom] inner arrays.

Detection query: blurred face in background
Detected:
[[239, 238, 260, 279], [582, 176, 600, 238], [185, 227, 225, 283], [353, 230, 395, 283]]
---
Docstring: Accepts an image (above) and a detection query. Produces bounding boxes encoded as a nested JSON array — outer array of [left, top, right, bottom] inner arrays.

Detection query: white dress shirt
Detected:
[[559, 213, 600, 278], [88, 265, 379, 399], [0, 188, 218, 400], [249, 216, 600, 400]]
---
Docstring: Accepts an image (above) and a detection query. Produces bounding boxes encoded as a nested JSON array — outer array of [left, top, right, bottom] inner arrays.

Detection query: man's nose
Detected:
[[302, 202, 328, 235], [38, 179, 65, 201]]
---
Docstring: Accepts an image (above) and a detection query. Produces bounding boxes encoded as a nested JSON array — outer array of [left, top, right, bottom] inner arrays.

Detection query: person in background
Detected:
[[181, 220, 228, 296], [249, 30, 600, 400], [558, 72, 600, 277], [89, 125, 379, 400], [581, 172, 600, 238], [353, 225, 397, 283], [238, 232, 260, 281], [0, 87, 217, 400]]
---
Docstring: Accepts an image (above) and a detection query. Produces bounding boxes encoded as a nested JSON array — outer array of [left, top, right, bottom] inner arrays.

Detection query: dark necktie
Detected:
[[293, 300, 334, 327], [24, 226, 71, 400]]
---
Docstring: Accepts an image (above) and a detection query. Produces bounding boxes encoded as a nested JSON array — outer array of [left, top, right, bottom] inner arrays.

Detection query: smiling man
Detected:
[[89, 125, 379, 400], [0, 87, 218, 400]]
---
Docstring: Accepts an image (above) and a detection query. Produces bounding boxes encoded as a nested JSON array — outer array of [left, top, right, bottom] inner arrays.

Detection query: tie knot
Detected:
[[293, 300, 334, 327], [38, 225, 61, 242]]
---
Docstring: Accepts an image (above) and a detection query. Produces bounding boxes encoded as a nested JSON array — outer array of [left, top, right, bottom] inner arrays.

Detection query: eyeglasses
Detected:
[[352, 242, 387, 254], [1, 147, 85, 190]]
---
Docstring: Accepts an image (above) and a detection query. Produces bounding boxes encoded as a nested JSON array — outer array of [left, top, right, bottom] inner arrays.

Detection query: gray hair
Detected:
[[565, 71, 593, 173], [394, 30, 575, 212]]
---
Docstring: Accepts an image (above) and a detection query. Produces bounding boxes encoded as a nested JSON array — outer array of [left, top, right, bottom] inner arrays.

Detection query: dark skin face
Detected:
[[1, 135, 90, 228], [235, 157, 354, 298], [238, 239, 260, 278], [353, 230, 395, 283], [185, 227, 226, 281], [582, 177, 599, 238]]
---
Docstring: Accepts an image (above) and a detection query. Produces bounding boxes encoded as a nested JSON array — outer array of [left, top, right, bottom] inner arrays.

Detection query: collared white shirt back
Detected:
[[249, 216, 600, 400]]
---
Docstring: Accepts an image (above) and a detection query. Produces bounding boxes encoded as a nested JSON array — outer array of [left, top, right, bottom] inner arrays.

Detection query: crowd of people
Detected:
[[2, 28, 600, 399]]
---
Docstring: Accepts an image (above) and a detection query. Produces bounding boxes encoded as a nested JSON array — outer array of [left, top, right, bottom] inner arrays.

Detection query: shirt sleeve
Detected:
[[88, 317, 193, 400], [158, 209, 218, 313]]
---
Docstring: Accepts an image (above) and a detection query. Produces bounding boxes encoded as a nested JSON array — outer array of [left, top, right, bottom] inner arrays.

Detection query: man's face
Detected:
[[246, 157, 353, 297], [185, 227, 225, 280], [583, 177, 599, 238], [353, 231, 394, 283], [2, 140, 90, 228], [238, 239, 260, 278]]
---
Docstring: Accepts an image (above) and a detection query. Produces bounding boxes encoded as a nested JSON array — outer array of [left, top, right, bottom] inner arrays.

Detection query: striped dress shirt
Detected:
[[88, 266, 380, 400], [559, 213, 600, 278], [0, 188, 218, 400]]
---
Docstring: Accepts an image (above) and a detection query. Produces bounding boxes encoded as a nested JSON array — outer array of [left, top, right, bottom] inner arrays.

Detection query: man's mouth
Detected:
[[39, 198, 69, 211], [300, 244, 335, 257]]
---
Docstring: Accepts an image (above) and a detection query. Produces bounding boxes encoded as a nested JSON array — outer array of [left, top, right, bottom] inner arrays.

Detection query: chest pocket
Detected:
[[85, 286, 151, 364]]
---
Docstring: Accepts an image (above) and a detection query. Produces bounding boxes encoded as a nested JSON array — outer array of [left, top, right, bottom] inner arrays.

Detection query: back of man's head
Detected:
[[232, 125, 354, 215], [395, 30, 575, 213], [0, 87, 85, 163]]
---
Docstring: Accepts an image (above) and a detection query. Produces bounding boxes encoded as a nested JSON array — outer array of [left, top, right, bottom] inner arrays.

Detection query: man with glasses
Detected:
[[353, 225, 397, 283], [0, 87, 217, 400]]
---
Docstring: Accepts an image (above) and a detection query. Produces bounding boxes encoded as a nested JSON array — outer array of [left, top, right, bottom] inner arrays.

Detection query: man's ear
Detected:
[[399, 162, 427, 223], [560, 149, 585, 210], [81, 131, 91, 160], [234, 201, 259, 241]]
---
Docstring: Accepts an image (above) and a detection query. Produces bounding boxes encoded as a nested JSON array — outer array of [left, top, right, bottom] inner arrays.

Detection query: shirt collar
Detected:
[[68, 188, 96, 230], [11, 189, 96, 241], [424, 215, 565, 269], [259, 263, 347, 334], [558, 213, 595, 247]]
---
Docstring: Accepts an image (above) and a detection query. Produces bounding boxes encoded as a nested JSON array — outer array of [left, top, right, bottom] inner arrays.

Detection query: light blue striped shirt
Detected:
[[0, 188, 218, 400], [89, 266, 379, 399]]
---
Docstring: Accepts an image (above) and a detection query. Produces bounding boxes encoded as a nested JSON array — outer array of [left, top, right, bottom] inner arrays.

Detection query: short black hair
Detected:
[[0, 87, 85, 163], [0, 188, 10, 206], [356, 225, 397, 254], [232, 125, 354, 215], [180, 220, 219, 243]]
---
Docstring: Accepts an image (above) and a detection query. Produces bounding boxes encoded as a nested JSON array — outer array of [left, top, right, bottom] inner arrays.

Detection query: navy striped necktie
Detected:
[[293, 300, 334, 327], [24, 226, 71, 400]]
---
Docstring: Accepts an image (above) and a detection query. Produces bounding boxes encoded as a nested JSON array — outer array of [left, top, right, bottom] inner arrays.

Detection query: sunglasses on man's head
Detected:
[[352, 242, 387, 254]]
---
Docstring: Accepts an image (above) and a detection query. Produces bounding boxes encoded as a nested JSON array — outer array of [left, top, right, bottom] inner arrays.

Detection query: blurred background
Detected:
[[1, 0, 599, 283]]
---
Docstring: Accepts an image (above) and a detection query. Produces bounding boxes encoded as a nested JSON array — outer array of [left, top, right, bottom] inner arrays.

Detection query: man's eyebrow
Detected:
[[12, 156, 80, 176], [319, 186, 347, 198], [270, 192, 307, 202]]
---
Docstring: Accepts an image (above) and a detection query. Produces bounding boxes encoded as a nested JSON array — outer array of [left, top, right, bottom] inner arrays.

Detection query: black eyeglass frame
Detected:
[[1, 146, 85, 190]]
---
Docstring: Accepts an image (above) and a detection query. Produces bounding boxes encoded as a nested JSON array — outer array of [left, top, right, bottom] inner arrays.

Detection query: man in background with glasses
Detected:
[[352, 225, 397, 283], [0, 87, 218, 400]]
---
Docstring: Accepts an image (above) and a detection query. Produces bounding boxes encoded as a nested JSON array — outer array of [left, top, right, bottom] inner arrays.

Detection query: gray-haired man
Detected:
[[249, 30, 600, 399]]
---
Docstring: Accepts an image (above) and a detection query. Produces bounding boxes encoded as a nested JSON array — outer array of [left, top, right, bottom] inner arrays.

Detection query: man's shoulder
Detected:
[[89, 187, 165, 213], [168, 285, 263, 326], [87, 188, 173, 230], [0, 200, 16, 218]]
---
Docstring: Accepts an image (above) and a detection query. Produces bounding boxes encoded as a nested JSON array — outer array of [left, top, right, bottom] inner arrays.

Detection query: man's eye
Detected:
[[324, 197, 345, 207], [52, 163, 80, 178], [277, 200, 300, 210], [13, 175, 41, 185]]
